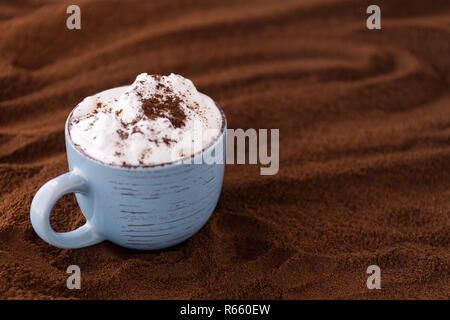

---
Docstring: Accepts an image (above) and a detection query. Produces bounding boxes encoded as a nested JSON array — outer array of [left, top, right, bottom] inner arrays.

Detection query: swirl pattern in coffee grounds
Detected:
[[0, 0, 449, 299]]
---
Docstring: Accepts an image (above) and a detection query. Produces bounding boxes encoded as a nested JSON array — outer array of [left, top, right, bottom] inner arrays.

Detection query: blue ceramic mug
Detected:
[[30, 87, 226, 250]]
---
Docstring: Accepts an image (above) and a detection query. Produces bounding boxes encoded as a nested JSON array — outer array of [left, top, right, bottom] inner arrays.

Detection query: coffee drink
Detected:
[[31, 75, 227, 250]]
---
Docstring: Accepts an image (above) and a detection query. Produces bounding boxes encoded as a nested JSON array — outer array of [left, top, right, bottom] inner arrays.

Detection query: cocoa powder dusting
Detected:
[[162, 136, 176, 146], [0, 0, 449, 300], [131, 126, 143, 135], [116, 129, 129, 140], [141, 94, 186, 128]]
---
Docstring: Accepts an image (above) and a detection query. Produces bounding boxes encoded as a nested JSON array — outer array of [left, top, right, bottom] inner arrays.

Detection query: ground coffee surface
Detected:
[[0, 0, 448, 299]]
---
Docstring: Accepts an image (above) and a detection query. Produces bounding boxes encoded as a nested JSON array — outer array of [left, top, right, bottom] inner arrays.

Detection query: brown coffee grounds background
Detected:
[[0, 0, 449, 299]]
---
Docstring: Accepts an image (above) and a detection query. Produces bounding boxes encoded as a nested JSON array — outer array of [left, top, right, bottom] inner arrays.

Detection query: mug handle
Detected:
[[30, 170, 105, 249]]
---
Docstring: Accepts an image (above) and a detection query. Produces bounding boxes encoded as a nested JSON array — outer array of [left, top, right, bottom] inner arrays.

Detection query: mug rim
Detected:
[[65, 86, 227, 170]]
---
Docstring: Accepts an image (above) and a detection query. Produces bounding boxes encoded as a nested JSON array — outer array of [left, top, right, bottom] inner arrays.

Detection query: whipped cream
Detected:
[[69, 73, 222, 166]]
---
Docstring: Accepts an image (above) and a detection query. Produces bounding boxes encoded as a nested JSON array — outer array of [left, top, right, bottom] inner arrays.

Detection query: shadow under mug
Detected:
[[30, 86, 226, 250]]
